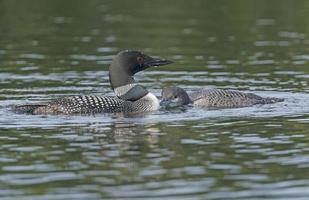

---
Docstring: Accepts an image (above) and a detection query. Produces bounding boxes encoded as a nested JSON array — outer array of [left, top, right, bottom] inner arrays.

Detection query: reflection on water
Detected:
[[1, 0, 309, 199]]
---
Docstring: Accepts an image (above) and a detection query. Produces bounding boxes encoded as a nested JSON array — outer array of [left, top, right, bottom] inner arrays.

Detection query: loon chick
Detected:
[[160, 87, 284, 108], [13, 50, 173, 115]]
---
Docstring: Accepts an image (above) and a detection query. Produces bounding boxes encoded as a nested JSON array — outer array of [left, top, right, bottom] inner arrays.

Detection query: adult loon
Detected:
[[13, 50, 173, 115], [160, 87, 284, 108]]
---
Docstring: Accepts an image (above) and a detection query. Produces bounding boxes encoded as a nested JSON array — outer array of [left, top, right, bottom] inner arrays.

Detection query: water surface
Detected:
[[1, 0, 309, 199]]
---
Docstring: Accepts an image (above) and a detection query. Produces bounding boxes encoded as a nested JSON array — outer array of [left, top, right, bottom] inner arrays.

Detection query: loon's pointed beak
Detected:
[[144, 56, 173, 68]]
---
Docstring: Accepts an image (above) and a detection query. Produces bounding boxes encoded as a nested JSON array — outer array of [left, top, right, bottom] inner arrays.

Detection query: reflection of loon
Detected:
[[161, 87, 284, 108], [13, 50, 172, 115]]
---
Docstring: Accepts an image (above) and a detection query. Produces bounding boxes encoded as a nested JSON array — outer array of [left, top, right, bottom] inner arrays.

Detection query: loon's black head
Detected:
[[160, 87, 191, 107], [109, 50, 173, 90]]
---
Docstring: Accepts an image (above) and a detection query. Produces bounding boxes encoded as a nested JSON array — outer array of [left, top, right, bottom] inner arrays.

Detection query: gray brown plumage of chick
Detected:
[[161, 87, 284, 108]]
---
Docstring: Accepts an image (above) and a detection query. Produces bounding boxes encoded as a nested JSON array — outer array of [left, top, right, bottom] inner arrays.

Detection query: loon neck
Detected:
[[114, 84, 149, 101], [109, 61, 141, 101], [182, 89, 192, 104], [109, 65, 150, 101], [109, 65, 135, 90], [183, 90, 193, 105]]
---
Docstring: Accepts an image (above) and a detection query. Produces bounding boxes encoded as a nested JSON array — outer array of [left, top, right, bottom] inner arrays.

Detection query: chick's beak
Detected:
[[160, 99, 178, 107]]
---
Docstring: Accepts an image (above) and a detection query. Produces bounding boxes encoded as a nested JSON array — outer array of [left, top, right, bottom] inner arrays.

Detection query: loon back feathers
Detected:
[[13, 96, 122, 115], [190, 89, 283, 108]]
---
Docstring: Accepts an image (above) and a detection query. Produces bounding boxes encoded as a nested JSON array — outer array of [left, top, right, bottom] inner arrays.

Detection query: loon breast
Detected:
[[146, 92, 160, 110], [133, 92, 159, 112], [113, 83, 159, 112]]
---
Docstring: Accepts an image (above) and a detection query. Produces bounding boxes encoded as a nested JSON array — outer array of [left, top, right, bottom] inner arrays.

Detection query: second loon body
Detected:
[[161, 87, 284, 108], [14, 51, 172, 115]]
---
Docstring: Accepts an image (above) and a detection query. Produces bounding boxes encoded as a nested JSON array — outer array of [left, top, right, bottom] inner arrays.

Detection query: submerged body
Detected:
[[161, 87, 284, 108], [13, 51, 171, 115]]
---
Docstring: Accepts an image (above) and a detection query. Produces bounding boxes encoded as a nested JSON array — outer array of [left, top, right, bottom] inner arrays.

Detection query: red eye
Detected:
[[137, 56, 143, 63]]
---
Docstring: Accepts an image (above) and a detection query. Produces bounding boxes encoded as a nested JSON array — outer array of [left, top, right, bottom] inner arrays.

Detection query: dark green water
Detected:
[[1, 0, 309, 199]]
